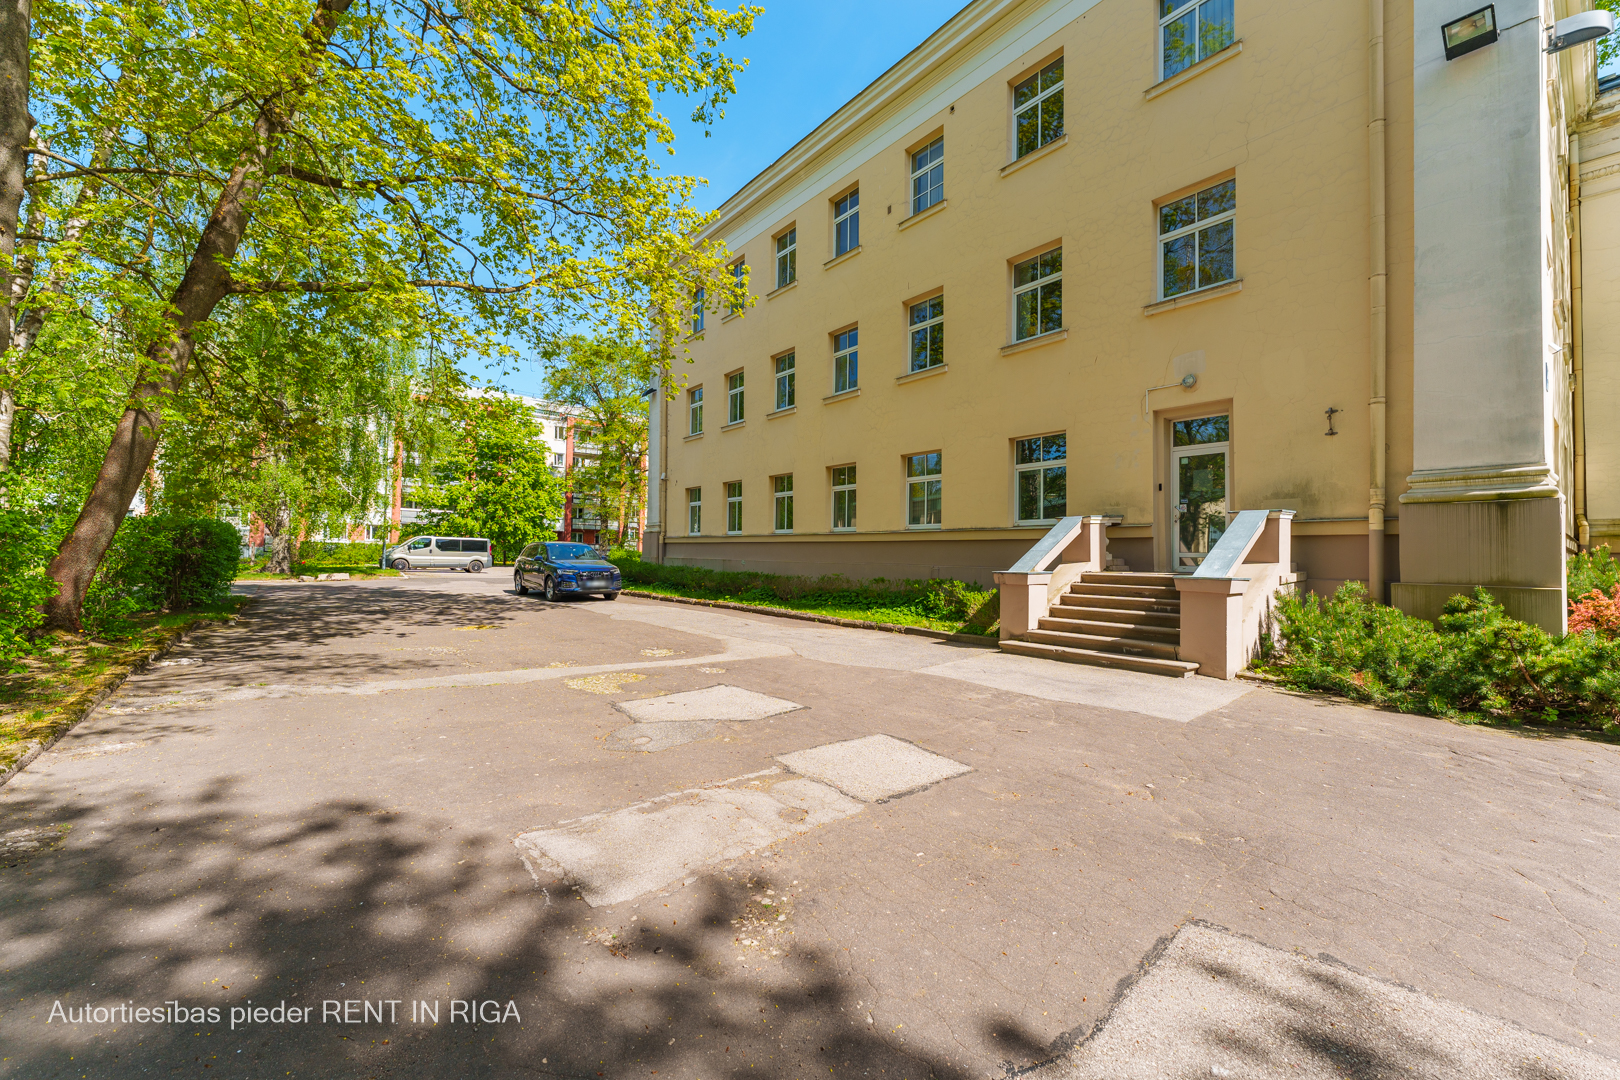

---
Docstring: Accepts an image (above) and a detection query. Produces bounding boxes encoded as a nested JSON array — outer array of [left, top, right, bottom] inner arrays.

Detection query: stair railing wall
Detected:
[[1174, 510, 1301, 678], [993, 516, 1117, 640]]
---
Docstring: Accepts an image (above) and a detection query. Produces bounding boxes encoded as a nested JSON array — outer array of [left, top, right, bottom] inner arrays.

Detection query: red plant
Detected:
[[1568, 585, 1620, 637]]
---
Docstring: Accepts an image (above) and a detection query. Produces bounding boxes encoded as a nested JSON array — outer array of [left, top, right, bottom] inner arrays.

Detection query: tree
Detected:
[[544, 335, 652, 547], [20, 0, 754, 628], [415, 392, 562, 565]]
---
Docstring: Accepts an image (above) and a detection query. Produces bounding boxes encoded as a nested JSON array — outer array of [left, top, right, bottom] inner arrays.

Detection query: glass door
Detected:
[[1171, 414, 1230, 570]]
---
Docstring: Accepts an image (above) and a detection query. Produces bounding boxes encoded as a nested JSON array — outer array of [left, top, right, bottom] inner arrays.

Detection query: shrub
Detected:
[[1569, 544, 1619, 603], [1569, 585, 1620, 637], [296, 539, 384, 566], [84, 516, 242, 632], [0, 478, 60, 667]]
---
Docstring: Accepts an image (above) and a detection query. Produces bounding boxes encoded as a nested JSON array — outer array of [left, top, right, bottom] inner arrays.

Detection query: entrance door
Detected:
[[1171, 414, 1230, 570]]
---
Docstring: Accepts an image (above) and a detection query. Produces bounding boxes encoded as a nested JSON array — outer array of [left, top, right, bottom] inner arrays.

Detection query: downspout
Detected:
[[1571, 132, 1590, 549], [1367, 0, 1389, 601]]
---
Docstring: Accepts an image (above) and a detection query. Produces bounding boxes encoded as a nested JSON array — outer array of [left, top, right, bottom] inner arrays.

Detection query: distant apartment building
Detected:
[[644, 0, 1620, 632]]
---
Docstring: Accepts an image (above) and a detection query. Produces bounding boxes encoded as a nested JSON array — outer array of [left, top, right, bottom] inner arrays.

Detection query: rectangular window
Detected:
[[775, 228, 797, 288], [1160, 178, 1235, 299], [773, 474, 794, 532], [553, 452, 564, 467], [906, 452, 942, 527], [774, 353, 796, 410], [1013, 57, 1064, 159], [1015, 434, 1067, 523], [911, 137, 944, 214], [553, 425, 566, 440], [909, 296, 944, 372], [687, 487, 702, 534], [727, 370, 745, 424], [729, 260, 747, 314], [688, 386, 703, 435], [832, 465, 857, 531], [835, 190, 860, 256], [834, 328, 859, 392], [1160, 0, 1234, 81], [1013, 249, 1062, 341], [726, 481, 743, 534], [691, 288, 705, 334]]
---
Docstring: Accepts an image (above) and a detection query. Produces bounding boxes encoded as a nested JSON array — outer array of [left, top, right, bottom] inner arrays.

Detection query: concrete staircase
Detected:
[[999, 571, 1199, 678]]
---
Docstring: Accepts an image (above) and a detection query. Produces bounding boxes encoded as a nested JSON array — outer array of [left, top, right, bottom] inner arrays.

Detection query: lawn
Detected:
[[235, 562, 401, 580]]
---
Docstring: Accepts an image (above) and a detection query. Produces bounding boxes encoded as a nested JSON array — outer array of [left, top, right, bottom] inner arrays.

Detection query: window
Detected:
[[408, 537, 431, 551], [464, 539, 489, 553], [909, 296, 944, 372], [1159, 178, 1235, 299], [1174, 414, 1230, 446], [554, 425, 566, 440], [773, 474, 794, 532], [552, 452, 564, 467], [726, 481, 743, 534], [774, 353, 796, 410], [835, 190, 860, 256], [1160, 0, 1234, 81], [775, 228, 797, 288], [911, 137, 943, 214], [691, 288, 705, 334], [689, 386, 703, 435], [906, 452, 942, 527], [832, 465, 856, 531], [729, 260, 747, 314], [1015, 434, 1067, 523], [834, 328, 859, 392], [1013, 57, 1064, 159], [687, 488, 702, 534], [1013, 249, 1062, 341], [438, 538, 462, 552], [727, 370, 745, 423]]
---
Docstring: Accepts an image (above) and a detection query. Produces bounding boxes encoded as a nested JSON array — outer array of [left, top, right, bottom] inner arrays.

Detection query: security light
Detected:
[[1442, 5, 1497, 60], [1547, 10, 1615, 54]]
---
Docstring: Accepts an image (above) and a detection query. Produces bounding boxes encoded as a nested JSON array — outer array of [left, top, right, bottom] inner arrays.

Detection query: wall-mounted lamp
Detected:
[[1324, 406, 1341, 436], [1144, 373, 1198, 418], [1547, 9, 1615, 54], [1442, 5, 1497, 60]]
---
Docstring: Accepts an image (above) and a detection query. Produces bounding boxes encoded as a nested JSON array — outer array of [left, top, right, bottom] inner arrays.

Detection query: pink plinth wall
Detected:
[[1175, 511, 1298, 680], [993, 516, 1114, 640]]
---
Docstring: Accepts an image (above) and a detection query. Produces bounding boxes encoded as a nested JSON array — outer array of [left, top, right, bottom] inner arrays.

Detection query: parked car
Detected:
[[513, 541, 622, 600], [381, 535, 492, 572]]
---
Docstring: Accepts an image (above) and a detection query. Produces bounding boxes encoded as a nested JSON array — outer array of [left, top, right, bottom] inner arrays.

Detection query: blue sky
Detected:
[[480, 1, 963, 398]]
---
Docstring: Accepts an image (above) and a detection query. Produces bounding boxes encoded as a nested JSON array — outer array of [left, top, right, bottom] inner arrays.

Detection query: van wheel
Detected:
[[392, 559, 410, 571], [468, 560, 484, 573], [544, 575, 559, 602]]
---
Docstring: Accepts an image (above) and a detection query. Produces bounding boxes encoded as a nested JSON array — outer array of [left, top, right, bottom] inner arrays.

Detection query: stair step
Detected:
[[1037, 616, 1181, 643], [1052, 605, 1182, 628], [1022, 629, 1183, 661], [1068, 582, 1181, 601], [1000, 639, 1199, 678], [1056, 593, 1181, 614], [1081, 571, 1179, 587]]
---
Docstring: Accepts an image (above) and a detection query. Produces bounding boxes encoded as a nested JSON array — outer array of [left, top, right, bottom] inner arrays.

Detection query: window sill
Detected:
[[1144, 40, 1242, 101], [897, 199, 947, 231], [895, 363, 948, 385], [1143, 278, 1243, 316], [682, 432, 704, 442], [1000, 134, 1069, 178], [721, 310, 741, 323], [1000, 328, 1068, 355], [823, 387, 861, 403], [721, 419, 747, 431], [765, 279, 798, 300], [907, 524, 943, 531], [766, 405, 797, 419], [823, 245, 862, 270]]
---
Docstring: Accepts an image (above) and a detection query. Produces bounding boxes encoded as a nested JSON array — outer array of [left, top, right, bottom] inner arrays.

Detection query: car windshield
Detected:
[[546, 543, 597, 561]]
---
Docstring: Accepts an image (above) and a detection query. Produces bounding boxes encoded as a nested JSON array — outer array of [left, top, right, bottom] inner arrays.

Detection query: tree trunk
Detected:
[[39, 0, 353, 630], [264, 508, 293, 575], [0, 385, 13, 471], [390, 433, 403, 543], [0, 0, 31, 475]]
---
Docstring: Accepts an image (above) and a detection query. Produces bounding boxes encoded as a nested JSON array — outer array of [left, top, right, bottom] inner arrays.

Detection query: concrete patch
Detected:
[[604, 721, 718, 753], [563, 672, 647, 695], [515, 772, 861, 906], [1045, 922, 1618, 1080], [616, 684, 802, 724], [776, 735, 971, 802], [920, 650, 1251, 722]]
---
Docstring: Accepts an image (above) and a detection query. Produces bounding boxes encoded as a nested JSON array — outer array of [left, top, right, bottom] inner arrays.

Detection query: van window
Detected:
[[408, 537, 431, 550], [437, 538, 462, 552], [464, 539, 489, 553]]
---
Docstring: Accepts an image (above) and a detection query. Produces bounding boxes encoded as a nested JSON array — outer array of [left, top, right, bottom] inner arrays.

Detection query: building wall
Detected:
[[1577, 91, 1620, 551]]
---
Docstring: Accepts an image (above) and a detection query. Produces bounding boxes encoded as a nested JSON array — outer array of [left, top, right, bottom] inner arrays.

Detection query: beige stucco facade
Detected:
[[643, 0, 1609, 630]]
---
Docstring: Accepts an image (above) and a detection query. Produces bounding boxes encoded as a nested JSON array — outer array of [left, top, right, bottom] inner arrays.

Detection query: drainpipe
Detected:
[[1571, 132, 1590, 549], [1367, 0, 1389, 601]]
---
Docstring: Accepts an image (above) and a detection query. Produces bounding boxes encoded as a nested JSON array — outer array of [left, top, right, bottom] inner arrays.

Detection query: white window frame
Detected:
[[831, 465, 856, 531], [908, 296, 944, 372], [1014, 433, 1068, 525], [1159, 0, 1235, 83], [726, 481, 742, 534], [834, 328, 858, 393], [774, 352, 796, 410], [728, 259, 747, 314], [1012, 248, 1062, 342], [906, 452, 943, 529], [773, 474, 794, 533], [691, 288, 705, 335], [910, 137, 943, 214], [834, 189, 860, 256], [687, 487, 702, 535], [688, 386, 703, 435], [775, 227, 797, 288], [727, 370, 745, 424], [1012, 57, 1064, 160], [1157, 179, 1236, 301]]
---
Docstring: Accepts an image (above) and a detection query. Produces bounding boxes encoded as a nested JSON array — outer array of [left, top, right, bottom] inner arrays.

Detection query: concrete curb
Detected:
[[0, 611, 245, 789], [619, 589, 1000, 647]]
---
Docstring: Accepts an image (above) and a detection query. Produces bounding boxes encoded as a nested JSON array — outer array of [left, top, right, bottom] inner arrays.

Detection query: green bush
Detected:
[[0, 478, 60, 667], [1569, 544, 1619, 602], [296, 539, 383, 565], [84, 516, 242, 632]]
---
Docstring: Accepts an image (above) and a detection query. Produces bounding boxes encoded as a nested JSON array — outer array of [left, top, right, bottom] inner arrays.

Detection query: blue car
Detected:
[[514, 541, 622, 601]]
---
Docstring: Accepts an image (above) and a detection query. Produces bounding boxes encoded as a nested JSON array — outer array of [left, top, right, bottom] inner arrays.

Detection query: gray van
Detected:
[[382, 536, 493, 572]]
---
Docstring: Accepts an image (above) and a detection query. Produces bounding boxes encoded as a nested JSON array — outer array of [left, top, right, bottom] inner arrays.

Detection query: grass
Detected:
[[620, 579, 997, 636], [235, 562, 401, 580], [0, 598, 250, 778]]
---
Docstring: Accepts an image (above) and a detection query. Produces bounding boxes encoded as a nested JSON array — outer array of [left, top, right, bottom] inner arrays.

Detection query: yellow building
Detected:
[[643, 0, 1614, 636]]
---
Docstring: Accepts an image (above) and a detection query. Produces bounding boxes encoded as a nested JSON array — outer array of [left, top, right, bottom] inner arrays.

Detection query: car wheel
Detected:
[[515, 571, 529, 595], [543, 575, 559, 601], [392, 559, 410, 571], [468, 560, 484, 573], [601, 591, 619, 601]]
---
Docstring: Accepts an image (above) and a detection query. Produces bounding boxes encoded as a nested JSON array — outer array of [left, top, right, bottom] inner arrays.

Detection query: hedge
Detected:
[[82, 516, 242, 631], [295, 540, 385, 564]]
